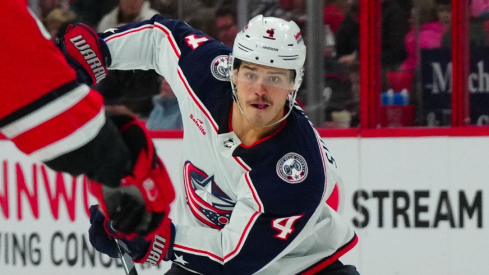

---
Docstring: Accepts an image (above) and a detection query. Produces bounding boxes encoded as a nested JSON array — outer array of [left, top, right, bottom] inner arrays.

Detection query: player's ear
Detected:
[[232, 69, 239, 86]]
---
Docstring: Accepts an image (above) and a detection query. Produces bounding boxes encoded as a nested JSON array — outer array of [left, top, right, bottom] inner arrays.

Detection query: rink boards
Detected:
[[0, 134, 487, 275]]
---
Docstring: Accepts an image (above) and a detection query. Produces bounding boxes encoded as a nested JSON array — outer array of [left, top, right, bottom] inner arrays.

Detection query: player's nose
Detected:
[[251, 82, 268, 95]]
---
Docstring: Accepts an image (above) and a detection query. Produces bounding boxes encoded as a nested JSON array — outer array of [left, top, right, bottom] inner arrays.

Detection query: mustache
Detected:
[[246, 96, 272, 105]]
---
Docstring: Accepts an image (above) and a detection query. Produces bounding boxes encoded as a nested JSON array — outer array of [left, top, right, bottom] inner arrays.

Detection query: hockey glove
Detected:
[[88, 114, 175, 235], [88, 205, 119, 258], [89, 205, 175, 266], [55, 23, 111, 85]]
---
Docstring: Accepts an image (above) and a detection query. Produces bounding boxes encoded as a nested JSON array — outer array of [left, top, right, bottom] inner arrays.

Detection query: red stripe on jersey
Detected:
[[173, 211, 260, 262], [10, 91, 104, 155], [233, 156, 250, 171], [104, 23, 181, 59], [177, 69, 219, 133], [109, 23, 215, 133], [223, 211, 260, 261], [314, 134, 329, 201], [155, 24, 181, 58], [245, 173, 263, 213], [104, 25, 154, 42], [299, 234, 358, 275], [238, 119, 287, 149]]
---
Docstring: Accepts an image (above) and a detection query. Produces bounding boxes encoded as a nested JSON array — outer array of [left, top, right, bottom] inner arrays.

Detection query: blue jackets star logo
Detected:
[[184, 161, 235, 229]]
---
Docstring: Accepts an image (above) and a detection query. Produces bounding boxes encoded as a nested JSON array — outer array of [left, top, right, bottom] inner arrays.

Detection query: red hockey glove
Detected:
[[88, 114, 175, 235], [55, 23, 111, 85]]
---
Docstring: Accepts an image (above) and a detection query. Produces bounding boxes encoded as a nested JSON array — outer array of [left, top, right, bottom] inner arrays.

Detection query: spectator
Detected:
[[44, 7, 76, 39], [151, 0, 180, 19], [471, 0, 489, 18], [393, 0, 414, 19], [436, 0, 451, 29], [95, 0, 161, 118], [440, 0, 489, 47], [400, 0, 448, 71], [38, 0, 63, 20], [335, 0, 410, 70], [146, 77, 183, 130], [94, 69, 161, 118], [249, 0, 284, 18], [322, 64, 359, 128], [335, 0, 360, 66], [214, 5, 239, 47], [248, 0, 306, 26], [380, 0, 410, 70], [97, 0, 158, 32], [185, 0, 225, 38], [151, 0, 203, 21], [324, 0, 346, 34], [70, 0, 118, 29]]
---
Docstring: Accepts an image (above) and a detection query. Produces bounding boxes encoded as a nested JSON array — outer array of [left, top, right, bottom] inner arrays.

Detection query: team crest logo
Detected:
[[211, 55, 230, 81], [276, 153, 308, 184], [184, 161, 235, 229]]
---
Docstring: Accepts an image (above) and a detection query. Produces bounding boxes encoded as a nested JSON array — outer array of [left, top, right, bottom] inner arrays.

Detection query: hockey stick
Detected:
[[115, 239, 138, 275]]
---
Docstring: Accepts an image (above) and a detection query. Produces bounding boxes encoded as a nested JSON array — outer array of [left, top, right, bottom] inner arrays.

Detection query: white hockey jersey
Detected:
[[100, 15, 357, 275]]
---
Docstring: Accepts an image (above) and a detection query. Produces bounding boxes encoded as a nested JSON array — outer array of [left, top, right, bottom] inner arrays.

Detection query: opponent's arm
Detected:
[[86, 114, 175, 234], [0, 3, 175, 235], [0, 2, 127, 187]]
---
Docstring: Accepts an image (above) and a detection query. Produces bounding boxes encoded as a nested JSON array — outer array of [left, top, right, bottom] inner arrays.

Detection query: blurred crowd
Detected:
[[35, 0, 240, 130], [33, 0, 489, 129]]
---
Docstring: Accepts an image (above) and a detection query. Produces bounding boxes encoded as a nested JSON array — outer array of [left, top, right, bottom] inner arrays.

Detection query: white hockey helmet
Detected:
[[229, 15, 306, 91]]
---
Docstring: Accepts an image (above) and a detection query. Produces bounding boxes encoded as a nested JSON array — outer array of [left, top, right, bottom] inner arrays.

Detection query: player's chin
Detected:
[[248, 114, 275, 127]]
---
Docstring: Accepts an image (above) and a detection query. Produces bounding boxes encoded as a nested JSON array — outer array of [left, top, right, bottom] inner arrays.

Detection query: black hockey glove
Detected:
[[88, 205, 175, 266]]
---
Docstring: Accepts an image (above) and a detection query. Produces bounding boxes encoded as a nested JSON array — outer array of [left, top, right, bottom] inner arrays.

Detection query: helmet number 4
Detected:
[[271, 214, 303, 240]]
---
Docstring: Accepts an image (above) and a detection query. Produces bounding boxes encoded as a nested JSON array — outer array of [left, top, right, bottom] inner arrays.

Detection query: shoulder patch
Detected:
[[276, 153, 308, 184], [211, 55, 230, 81]]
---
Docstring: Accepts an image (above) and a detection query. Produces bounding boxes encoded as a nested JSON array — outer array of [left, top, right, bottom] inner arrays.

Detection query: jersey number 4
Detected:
[[185, 34, 209, 50], [272, 215, 303, 240]]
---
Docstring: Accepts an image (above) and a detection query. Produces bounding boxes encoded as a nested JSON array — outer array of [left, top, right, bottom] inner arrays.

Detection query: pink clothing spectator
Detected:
[[324, 5, 345, 34], [400, 21, 448, 71], [471, 0, 489, 17]]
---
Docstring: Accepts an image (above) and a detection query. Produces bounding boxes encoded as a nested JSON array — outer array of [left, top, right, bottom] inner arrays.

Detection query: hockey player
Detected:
[[0, 1, 174, 235], [81, 14, 360, 274]]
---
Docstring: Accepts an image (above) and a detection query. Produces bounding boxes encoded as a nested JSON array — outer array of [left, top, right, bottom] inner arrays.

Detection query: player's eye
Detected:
[[267, 76, 282, 83], [246, 73, 257, 81]]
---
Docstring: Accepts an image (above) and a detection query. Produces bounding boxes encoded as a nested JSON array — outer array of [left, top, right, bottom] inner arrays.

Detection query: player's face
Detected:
[[233, 62, 294, 127]]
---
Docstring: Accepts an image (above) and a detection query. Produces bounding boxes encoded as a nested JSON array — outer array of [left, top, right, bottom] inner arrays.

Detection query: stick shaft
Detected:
[[115, 239, 138, 275]]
